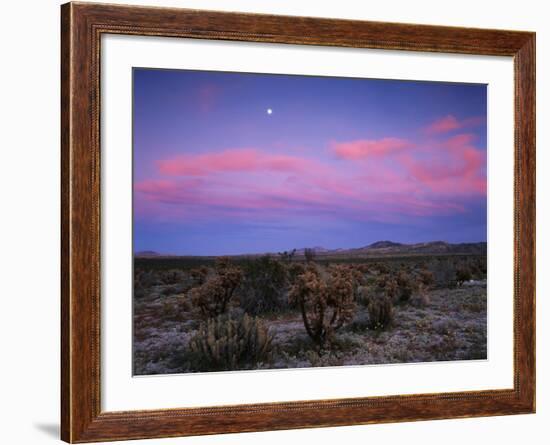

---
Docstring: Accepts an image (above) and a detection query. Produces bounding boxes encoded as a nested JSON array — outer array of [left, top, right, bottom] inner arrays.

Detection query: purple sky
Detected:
[[133, 68, 487, 256]]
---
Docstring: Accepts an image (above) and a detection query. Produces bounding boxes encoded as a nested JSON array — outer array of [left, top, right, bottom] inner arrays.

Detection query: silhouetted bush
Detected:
[[278, 249, 297, 264]]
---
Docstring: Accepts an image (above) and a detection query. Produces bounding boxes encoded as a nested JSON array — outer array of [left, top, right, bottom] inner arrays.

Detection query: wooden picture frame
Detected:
[[61, 2, 535, 442]]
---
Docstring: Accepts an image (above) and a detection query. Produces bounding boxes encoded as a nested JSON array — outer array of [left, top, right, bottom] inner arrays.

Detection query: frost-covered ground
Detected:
[[133, 280, 486, 375]]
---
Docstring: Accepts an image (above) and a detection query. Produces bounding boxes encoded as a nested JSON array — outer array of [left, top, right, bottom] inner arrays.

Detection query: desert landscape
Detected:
[[132, 68, 488, 376], [133, 241, 487, 375]]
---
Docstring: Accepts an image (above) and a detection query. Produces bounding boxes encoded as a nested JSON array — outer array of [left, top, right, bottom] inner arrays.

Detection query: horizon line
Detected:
[[134, 239, 488, 257]]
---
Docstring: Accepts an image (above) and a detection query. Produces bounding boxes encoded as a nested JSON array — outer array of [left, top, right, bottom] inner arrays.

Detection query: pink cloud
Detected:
[[424, 115, 485, 135], [424, 115, 461, 134], [445, 133, 476, 148], [400, 133, 486, 195], [136, 131, 486, 225], [331, 138, 411, 160], [134, 176, 349, 225], [157, 148, 326, 176], [135, 154, 475, 225]]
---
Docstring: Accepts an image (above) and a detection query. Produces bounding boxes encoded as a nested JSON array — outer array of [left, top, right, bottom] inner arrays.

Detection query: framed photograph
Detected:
[[61, 2, 535, 442]]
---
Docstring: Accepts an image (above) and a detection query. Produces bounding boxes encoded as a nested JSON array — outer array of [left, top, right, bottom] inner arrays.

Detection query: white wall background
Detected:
[[0, 0, 546, 444]]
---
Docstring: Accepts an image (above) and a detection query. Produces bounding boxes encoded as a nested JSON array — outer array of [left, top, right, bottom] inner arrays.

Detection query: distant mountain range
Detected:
[[291, 241, 486, 257], [135, 241, 486, 258], [134, 250, 162, 258]]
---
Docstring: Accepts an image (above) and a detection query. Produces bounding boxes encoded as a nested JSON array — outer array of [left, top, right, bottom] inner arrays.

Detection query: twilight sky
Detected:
[[133, 68, 487, 256]]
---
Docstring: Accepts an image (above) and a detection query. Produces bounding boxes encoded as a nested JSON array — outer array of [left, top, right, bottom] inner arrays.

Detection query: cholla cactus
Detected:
[[378, 275, 398, 301], [395, 270, 416, 303], [287, 262, 306, 282], [188, 312, 272, 371], [364, 275, 395, 329], [367, 295, 394, 330], [189, 266, 209, 286], [159, 269, 182, 285], [377, 271, 416, 303], [288, 265, 356, 350], [418, 268, 435, 287], [356, 263, 370, 274], [349, 266, 367, 300], [376, 262, 390, 274], [190, 258, 242, 318]]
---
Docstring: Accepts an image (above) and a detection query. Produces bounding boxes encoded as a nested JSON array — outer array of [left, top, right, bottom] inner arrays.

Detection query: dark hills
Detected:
[[367, 240, 404, 249], [135, 250, 162, 257], [286, 241, 486, 257], [135, 241, 486, 259]]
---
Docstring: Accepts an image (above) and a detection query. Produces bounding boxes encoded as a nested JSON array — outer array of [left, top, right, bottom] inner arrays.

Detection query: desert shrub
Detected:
[[367, 294, 394, 330], [395, 270, 416, 303], [288, 265, 356, 350], [418, 269, 435, 287], [364, 275, 379, 287], [159, 298, 187, 321], [134, 283, 146, 299], [430, 259, 457, 288], [410, 283, 430, 307], [189, 258, 242, 318], [306, 350, 344, 368], [370, 271, 411, 309], [189, 266, 209, 287], [285, 263, 307, 310], [136, 270, 162, 288], [239, 256, 288, 315], [160, 285, 177, 296], [473, 256, 487, 278], [287, 262, 306, 282], [376, 263, 389, 274], [377, 275, 398, 301], [133, 271, 147, 297], [357, 275, 390, 307], [456, 265, 472, 286], [159, 269, 184, 285], [356, 285, 371, 306], [158, 282, 186, 297], [188, 312, 272, 371], [349, 267, 367, 299]]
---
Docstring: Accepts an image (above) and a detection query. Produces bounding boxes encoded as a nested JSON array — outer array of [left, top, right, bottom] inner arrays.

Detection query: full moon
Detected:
[[266, 108, 273, 115]]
